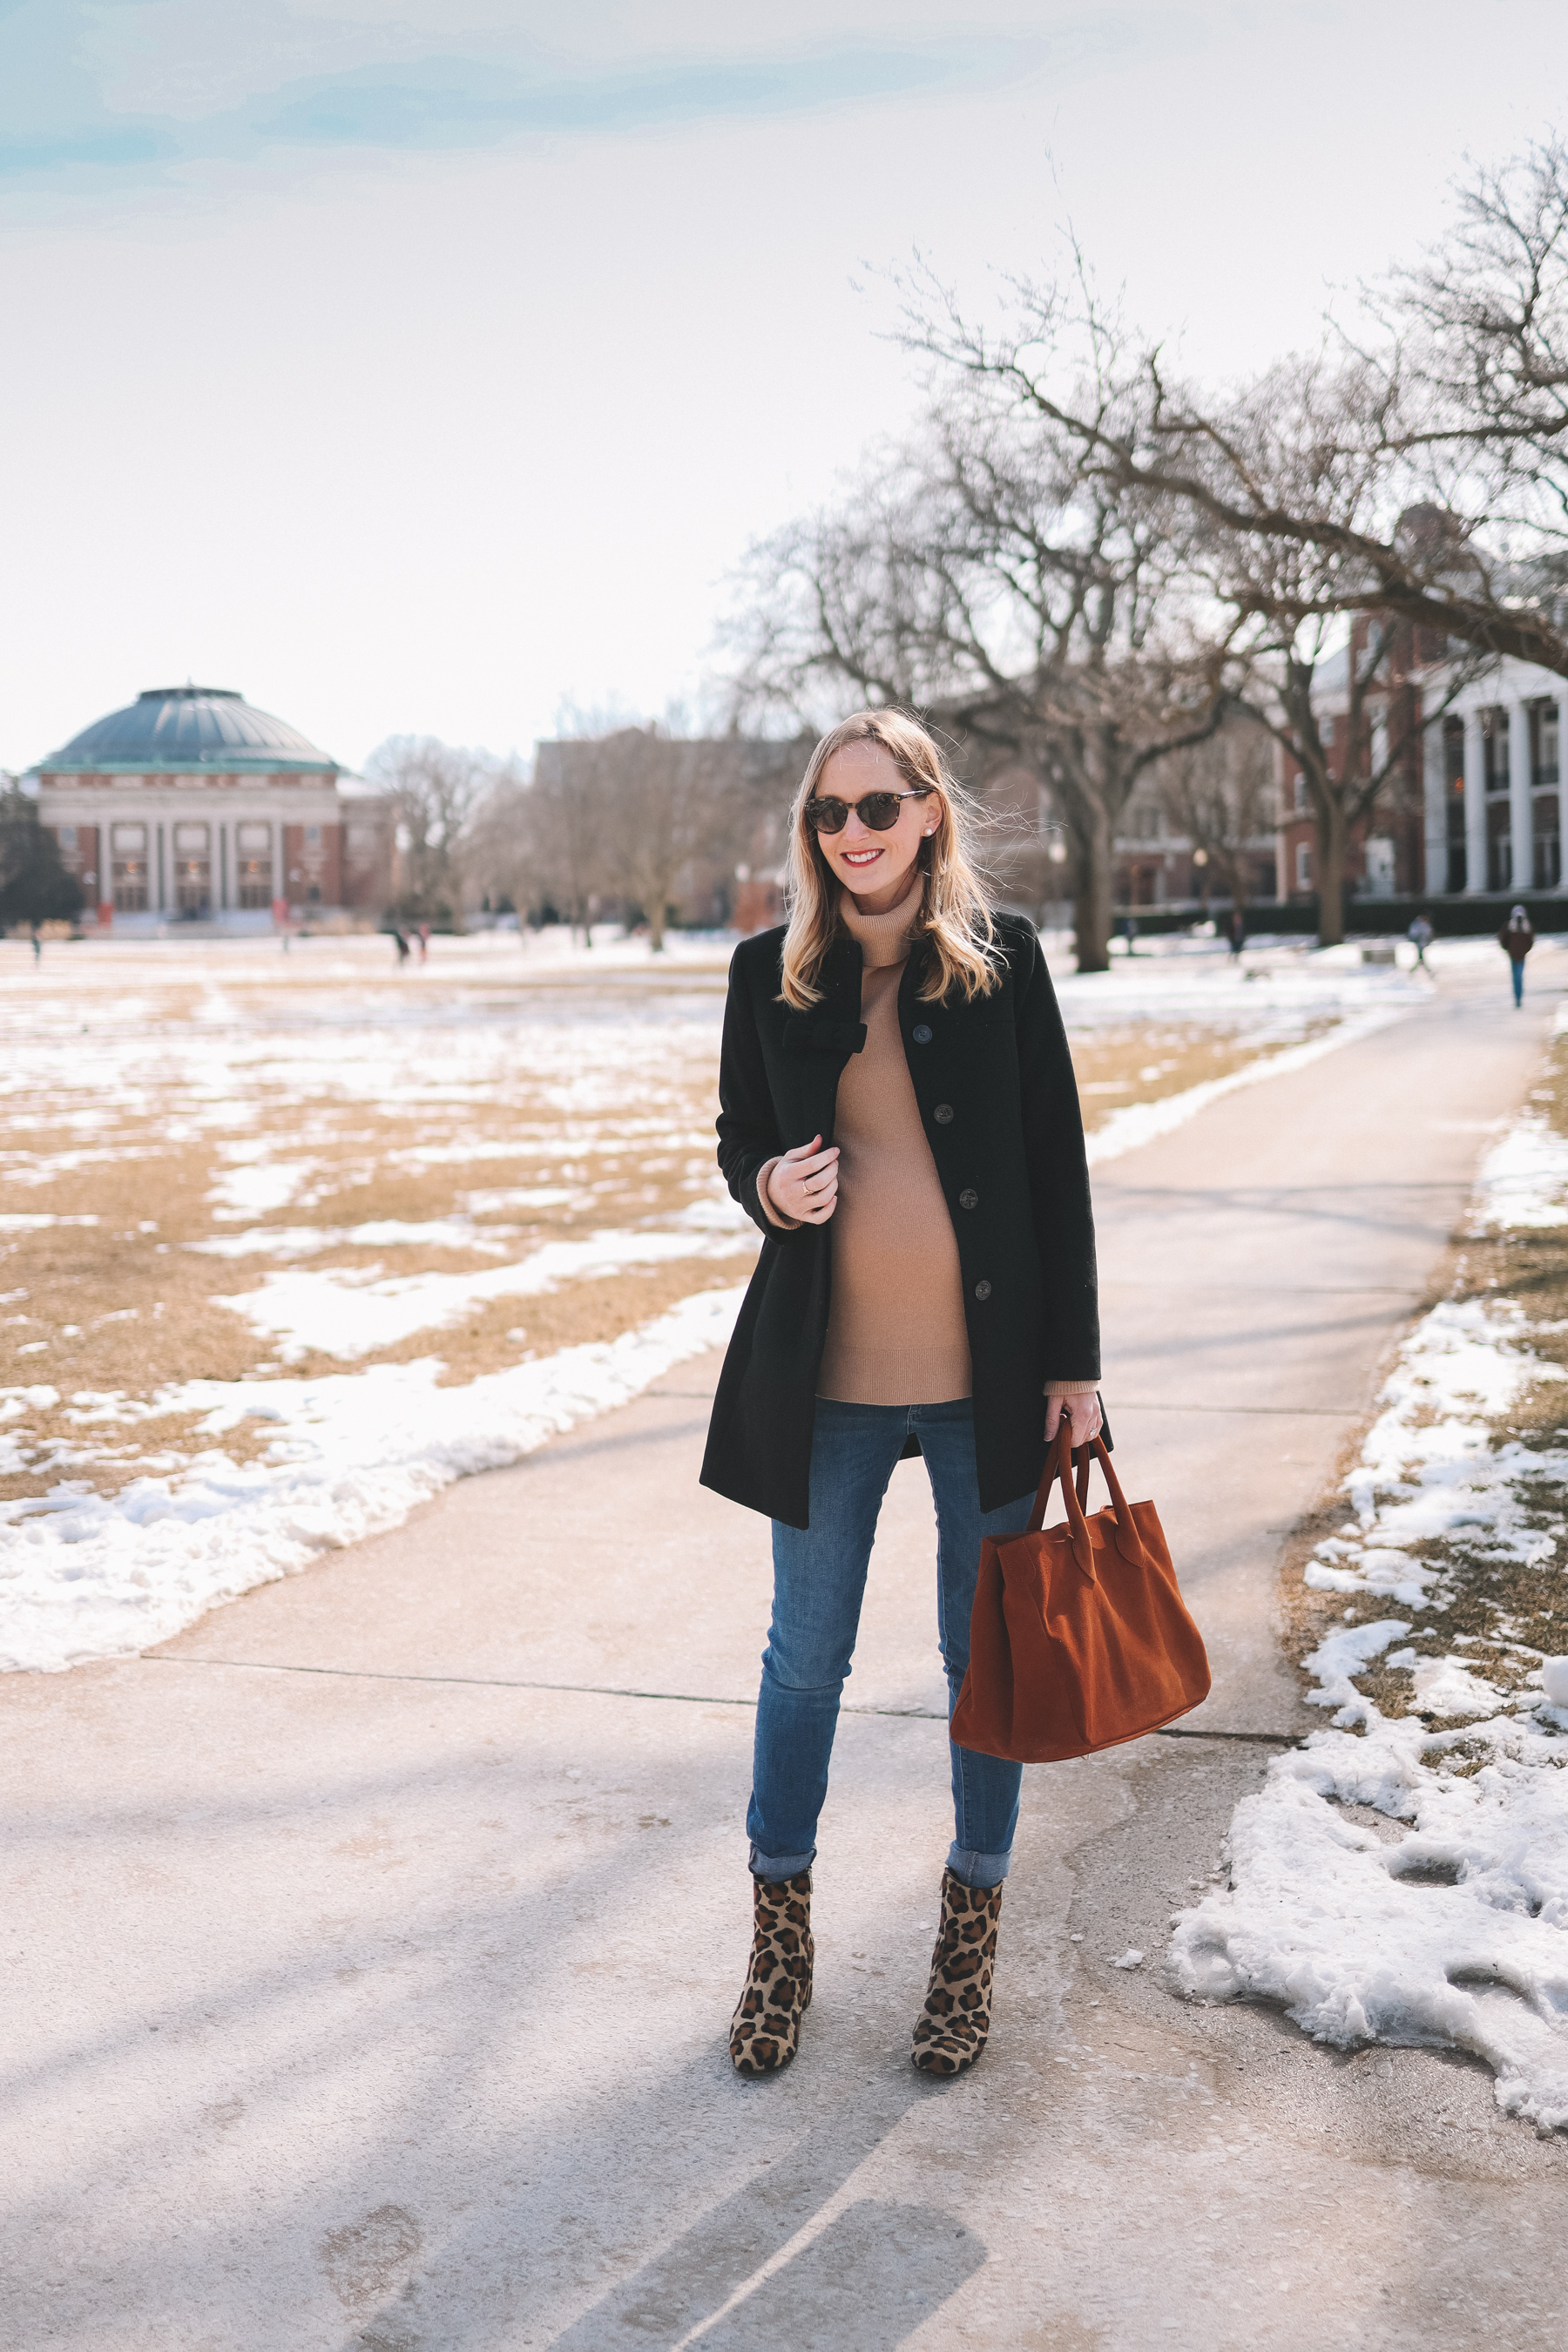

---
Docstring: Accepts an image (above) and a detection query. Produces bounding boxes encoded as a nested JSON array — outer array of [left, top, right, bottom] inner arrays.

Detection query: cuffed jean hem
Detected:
[[749, 1842, 814, 1882], [946, 1842, 1011, 1889]]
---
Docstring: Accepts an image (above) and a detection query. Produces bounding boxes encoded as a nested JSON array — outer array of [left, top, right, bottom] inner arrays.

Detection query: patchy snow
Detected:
[[0, 1214, 99, 1232], [206, 1144, 321, 1220], [189, 1217, 523, 1260], [1173, 1723, 1568, 2128], [1299, 1296, 1565, 1617], [1171, 1107, 1568, 2132], [1475, 1114, 1568, 1233], [214, 1217, 755, 1362], [0, 1285, 747, 1675]]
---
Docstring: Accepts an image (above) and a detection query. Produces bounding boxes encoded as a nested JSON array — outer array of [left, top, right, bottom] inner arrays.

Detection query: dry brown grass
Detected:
[[1069, 1022, 1333, 1128], [1, 943, 1344, 1514], [1279, 1046, 1568, 1734]]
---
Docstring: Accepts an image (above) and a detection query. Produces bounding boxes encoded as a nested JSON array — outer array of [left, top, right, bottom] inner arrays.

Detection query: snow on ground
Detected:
[[0, 1286, 747, 1674], [0, 929, 1446, 1674], [1171, 1107, 1568, 2131], [213, 1213, 754, 1361]]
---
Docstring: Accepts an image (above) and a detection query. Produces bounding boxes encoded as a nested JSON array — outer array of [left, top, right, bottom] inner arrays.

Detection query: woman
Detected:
[[701, 708, 1103, 2078], [1498, 905, 1534, 1008]]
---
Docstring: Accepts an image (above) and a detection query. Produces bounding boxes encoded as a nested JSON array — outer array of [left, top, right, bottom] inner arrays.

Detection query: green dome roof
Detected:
[[46, 686, 336, 772]]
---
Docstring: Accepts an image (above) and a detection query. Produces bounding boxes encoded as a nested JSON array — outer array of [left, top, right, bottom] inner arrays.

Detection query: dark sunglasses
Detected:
[[804, 787, 933, 835]]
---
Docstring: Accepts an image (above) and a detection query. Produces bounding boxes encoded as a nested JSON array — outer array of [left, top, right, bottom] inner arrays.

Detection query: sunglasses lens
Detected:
[[806, 798, 848, 833], [860, 794, 903, 830]]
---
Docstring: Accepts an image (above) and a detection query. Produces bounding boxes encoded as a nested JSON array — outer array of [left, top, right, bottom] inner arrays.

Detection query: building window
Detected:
[[1294, 842, 1313, 893], [112, 823, 147, 852], [112, 859, 148, 913], [1484, 720, 1510, 794], [58, 824, 77, 848], [1544, 708, 1561, 787], [305, 824, 321, 848]]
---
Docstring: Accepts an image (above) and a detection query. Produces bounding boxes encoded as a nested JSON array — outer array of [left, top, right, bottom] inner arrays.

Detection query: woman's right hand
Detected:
[[765, 1134, 840, 1225]]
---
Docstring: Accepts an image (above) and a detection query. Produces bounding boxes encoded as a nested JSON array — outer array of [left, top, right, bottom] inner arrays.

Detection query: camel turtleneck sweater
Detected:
[[814, 882, 973, 1403], [759, 875, 1096, 1407]]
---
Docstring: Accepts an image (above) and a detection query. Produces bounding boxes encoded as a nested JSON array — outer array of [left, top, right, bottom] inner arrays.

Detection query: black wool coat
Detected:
[[700, 912, 1100, 1529]]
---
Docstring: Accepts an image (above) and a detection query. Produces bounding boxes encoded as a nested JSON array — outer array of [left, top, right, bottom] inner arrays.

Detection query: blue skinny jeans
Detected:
[[747, 1398, 1036, 1890]]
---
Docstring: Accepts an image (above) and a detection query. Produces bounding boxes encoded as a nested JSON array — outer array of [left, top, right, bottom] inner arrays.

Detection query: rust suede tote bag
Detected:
[[950, 1429, 1210, 1763]]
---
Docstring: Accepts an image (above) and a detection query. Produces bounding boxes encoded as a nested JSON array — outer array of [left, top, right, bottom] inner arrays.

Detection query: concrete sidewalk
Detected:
[[5, 960, 1567, 2349]]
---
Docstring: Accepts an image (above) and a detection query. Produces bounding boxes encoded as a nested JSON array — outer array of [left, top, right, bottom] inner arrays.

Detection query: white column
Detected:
[[1509, 698, 1533, 896], [1557, 693, 1568, 893], [1463, 710, 1487, 894], [1421, 704, 1447, 896]]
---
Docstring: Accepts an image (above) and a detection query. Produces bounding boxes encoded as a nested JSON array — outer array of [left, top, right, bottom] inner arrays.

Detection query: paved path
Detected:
[[5, 957, 1567, 2350]]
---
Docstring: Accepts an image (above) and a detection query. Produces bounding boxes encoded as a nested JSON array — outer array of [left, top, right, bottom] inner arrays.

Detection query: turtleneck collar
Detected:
[[838, 870, 924, 969]]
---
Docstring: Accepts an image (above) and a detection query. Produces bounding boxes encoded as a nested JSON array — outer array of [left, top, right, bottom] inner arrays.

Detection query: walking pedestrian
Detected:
[[1498, 904, 1534, 1007], [391, 927, 410, 965], [30, 923, 41, 965], [417, 923, 429, 963], [1408, 912, 1434, 970], [1226, 906, 1246, 958], [703, 707, 1102, 2079]]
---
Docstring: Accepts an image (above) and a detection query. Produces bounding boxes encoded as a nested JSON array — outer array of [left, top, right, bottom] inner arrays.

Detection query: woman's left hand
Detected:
[[1044, 1392, 1102, 1448]]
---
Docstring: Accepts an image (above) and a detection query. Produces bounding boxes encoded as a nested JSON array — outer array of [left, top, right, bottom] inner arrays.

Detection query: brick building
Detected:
[[1275, 633, 1568, 906], [28, 684, 393, 930]]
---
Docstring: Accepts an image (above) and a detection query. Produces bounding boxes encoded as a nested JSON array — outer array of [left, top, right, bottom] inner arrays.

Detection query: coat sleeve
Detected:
[[1011, 925, 1100, 1382], [715, 943, 811, 1246]]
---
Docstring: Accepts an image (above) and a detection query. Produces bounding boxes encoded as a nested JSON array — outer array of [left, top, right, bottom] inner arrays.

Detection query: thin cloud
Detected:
[[0, 17, 1152, 182]]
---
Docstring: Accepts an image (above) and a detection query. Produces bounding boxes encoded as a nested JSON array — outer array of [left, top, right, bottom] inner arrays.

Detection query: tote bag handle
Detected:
[[1026, 1428, 1148, 1580]]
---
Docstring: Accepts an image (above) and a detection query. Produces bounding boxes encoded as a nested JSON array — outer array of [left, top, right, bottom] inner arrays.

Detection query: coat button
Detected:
[[933, 1102, 954, 1125], [911, 1023, 933, 1044], [959, 1188, 978, 1209], [973, 1279, 992, 1301]]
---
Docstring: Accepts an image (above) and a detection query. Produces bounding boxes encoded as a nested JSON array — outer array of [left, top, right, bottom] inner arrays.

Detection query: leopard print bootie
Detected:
[[729, 1871, 814, 2075], [910, 1869, 1004, 2075]]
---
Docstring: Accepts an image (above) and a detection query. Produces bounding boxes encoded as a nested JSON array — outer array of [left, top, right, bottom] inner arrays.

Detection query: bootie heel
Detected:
[[729, 1871, 814, 2075], [910, 1869, 1003, 2075]]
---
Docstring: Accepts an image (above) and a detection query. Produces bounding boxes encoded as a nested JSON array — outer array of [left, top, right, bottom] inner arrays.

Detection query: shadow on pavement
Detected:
[[551, 2194, 984, 2352]]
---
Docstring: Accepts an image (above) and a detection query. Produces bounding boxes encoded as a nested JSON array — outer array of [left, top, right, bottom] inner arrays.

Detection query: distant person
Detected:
[[1120, 911, 1138, 955], [703, 706, 1102, 2080], [417, 923, 430, 962], [30, 924, 41, 964], [1499, 905, 1534, 1007], [1226, 907, 1246, 957], [391, 927, 410, 965], [1408, 912, 1434, 970]]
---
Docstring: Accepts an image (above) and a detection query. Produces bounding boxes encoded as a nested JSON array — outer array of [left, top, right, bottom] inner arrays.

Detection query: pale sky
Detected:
[[1, 2, 1562, 775]]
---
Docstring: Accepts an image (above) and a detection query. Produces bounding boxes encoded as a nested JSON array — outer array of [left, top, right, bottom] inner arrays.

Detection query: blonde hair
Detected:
[[779, 708, 1003, 1010]]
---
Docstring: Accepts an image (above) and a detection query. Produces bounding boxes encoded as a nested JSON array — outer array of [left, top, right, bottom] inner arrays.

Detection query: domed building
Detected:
[[29, 685, 392, 929]]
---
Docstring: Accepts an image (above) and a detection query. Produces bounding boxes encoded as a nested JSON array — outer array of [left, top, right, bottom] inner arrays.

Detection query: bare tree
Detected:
[[1147, 718, 1276, 911], [728, 312, 1233, 971], [943, 140, 1568, 683], [600, 727, 728, 952], [461, 765, 533, 914], [528, 733, 617, 942], [363, 735, 497, 920]]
